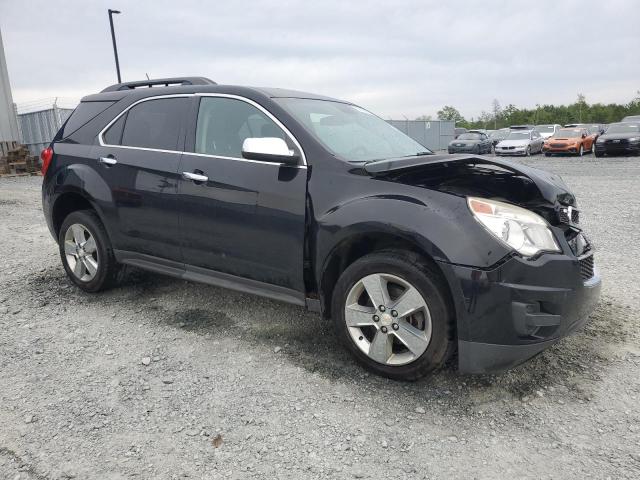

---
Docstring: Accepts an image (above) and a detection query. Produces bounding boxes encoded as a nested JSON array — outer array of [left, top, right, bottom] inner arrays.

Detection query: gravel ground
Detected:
[[1, 155, 639, 479]]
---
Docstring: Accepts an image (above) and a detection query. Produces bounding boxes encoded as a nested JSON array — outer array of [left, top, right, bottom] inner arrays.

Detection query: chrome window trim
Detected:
[[97, 92, 307, 167]]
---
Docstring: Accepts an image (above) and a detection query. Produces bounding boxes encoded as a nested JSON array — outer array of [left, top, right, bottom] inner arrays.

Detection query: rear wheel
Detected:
[[331, 250, 454, 381], [525, 146, 531, 156], [58, 210, 120, 292]]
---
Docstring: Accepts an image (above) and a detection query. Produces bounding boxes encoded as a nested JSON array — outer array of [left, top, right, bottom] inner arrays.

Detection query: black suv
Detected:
[[42, 77, 601, 380]]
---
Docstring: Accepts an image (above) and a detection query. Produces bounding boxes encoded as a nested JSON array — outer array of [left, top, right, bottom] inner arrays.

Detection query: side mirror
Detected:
[[241, 137, 300, 165]]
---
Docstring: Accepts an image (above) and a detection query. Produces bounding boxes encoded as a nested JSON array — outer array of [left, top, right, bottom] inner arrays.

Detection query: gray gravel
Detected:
[[1, 155, 639, 479]]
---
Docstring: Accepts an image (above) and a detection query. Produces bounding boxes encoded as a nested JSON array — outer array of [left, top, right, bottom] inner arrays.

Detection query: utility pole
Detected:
[[108, 9, 122, 83]]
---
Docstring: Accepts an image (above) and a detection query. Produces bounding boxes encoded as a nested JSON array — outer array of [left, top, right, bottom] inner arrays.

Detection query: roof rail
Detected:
[[101, 77, 216, 93]]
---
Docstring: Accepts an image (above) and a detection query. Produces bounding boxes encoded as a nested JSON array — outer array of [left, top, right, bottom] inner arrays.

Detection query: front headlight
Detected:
[[467, 197, 560, 257], [629, 137, 639, 142]]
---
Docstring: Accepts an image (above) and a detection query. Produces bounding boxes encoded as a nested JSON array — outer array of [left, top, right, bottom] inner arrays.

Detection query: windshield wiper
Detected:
[[401, 151, 432, 158]]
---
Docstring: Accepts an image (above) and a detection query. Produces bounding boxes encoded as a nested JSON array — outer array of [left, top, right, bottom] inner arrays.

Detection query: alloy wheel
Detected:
[[344, 273, 432, 366], [64, 223, 99, 282]]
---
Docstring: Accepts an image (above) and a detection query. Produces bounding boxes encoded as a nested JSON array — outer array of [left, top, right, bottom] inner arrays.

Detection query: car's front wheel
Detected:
[[58, 210, 121, 292], [577, 144, 584, 156], [331, 250, 454, 381]]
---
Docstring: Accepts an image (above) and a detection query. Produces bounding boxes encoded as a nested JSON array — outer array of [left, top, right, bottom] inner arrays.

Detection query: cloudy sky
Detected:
[[1, 0, 639, 118]]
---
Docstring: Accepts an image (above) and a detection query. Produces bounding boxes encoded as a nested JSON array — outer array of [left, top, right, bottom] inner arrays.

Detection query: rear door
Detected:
[[177, 95, 308, 291], [93, 95, 191, 261]]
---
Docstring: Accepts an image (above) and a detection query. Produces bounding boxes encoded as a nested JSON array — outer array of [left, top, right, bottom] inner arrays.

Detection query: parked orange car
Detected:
[[543, 128, 594, 156]]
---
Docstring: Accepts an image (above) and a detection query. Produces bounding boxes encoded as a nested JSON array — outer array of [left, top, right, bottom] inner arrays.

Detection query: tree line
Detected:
[[420, 92, 640, 130]]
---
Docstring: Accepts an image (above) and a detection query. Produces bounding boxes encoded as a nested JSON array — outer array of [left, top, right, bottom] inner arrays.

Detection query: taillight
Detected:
[[40, 147, 53, 175]]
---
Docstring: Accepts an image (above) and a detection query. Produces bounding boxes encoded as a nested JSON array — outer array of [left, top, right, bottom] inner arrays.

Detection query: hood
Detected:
[[599, 132, 639, 141], [497, 139, 530, 147], [363, 153, 576, 208], [548, 137, 580, 143]]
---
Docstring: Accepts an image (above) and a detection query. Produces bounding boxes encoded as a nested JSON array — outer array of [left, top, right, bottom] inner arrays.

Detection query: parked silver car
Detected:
[[495, 129, 545, 156]]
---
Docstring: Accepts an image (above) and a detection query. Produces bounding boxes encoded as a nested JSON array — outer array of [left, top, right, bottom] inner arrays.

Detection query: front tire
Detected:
[[577, 145, 584, 157], [331, 250, 454, 381], [58, 210, 120, 292]]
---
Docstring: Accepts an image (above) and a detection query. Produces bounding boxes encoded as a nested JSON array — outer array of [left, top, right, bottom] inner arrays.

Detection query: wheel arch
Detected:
[[317, 229, 455, 322], [51, 189, 108, 239]]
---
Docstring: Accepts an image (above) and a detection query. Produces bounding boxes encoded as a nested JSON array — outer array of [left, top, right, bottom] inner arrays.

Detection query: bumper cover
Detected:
[[438, 250, 602, 374]]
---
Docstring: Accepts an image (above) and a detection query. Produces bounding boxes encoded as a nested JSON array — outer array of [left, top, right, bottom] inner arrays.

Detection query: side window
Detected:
[[195, 97, 289, 158], [119, 97, 189, 151]]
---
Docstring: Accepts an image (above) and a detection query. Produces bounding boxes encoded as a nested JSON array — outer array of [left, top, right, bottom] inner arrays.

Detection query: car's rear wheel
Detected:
[[331, 250, 454, 381], [525, 146, 531, 156], [58, 210, 120, 292]]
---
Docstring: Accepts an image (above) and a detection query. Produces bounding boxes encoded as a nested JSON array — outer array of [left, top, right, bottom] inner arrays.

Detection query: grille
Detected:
[[550, 143, 565, 148], [579, 254, 595, 280], [559, 207, 579, 224], [606, 139, 628, 145]]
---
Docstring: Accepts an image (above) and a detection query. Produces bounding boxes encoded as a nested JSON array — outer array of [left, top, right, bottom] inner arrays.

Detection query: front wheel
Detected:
[[525, 146, 531, 156], [331, 250, 454, 381], [577, 145, 584, 157], [58, 210, 121, 292]]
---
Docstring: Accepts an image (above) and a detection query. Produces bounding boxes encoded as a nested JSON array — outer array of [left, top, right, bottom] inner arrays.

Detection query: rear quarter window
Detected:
[[119, 98, 190, 151], [59, 101, 115, 139]]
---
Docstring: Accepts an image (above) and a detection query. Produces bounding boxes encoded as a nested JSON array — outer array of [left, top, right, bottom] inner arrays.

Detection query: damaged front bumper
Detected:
[[438, 238, 601, 374]]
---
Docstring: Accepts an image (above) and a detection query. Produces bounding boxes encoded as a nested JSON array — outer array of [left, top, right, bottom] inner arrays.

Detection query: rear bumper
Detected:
[[437, 244, 602, 374]]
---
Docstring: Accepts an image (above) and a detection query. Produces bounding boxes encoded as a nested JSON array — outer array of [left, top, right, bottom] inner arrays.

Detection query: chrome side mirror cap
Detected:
[[241, 137, 300, 165]]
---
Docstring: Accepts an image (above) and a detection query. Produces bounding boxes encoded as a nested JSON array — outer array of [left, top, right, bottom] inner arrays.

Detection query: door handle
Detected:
[[182, 171, 209, 183], [99, 156, 117, 166]]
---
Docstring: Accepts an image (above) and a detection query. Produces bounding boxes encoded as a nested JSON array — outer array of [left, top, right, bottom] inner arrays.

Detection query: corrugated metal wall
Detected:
[[18, 107, 73, 155], [387, 120, 455, 151]]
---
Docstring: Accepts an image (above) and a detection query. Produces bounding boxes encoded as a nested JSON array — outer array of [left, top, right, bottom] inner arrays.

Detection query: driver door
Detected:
[[177, 95, 308, 292]]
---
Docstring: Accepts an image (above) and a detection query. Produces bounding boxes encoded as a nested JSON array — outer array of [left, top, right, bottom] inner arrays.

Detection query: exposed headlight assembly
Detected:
[[468, 197, 560, 257]]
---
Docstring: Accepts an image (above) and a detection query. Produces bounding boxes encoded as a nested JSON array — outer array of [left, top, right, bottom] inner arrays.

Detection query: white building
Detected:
[[0, 27, 19, 147]]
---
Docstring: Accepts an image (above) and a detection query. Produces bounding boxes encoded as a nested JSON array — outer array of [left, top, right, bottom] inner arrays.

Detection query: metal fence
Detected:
[[17, 107, 73, 156], [387, 120, 455, 151]]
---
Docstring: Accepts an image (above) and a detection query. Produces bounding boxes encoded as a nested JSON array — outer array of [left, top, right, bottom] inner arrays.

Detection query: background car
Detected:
[[488, 128, 510, 150], [454, 127, 468, 139], [621, 115, 640, 123], [535, 124, 562, 139], [594, 122, 640, 156], [543, 128, 593, 156], [447, 131, 492, 154], [495, 129, 544, 156]]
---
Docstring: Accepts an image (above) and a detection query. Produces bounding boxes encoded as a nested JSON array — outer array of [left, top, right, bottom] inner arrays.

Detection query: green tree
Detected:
[[437, 105, 465, 124]]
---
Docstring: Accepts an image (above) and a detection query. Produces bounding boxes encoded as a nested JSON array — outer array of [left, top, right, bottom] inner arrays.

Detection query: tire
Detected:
[[594, 150, 603, 158], [331, 250, 454, 381], [577, 145, 583, 157], [525, 146, 531, 156], [544, 152, 551, 157], [58, 209, 120, 292]]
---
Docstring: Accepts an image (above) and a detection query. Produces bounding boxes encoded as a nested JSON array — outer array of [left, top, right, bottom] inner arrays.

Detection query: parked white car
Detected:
[[535, 124, 562, 139]]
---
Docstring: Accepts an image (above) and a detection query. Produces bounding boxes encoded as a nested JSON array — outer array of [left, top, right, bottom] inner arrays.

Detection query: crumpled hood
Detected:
[[363, 153, 576, 207]]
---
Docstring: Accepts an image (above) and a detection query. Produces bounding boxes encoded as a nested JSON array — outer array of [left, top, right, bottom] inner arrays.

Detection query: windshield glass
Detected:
[[490, 130, 508, 138], [275, 98, 431, 162], [606, 123, 640, 134], [536, 125, 555, 133], [554, 129, 583, 138], [506, 131, 531, 140], [457, 133, 482, 140]]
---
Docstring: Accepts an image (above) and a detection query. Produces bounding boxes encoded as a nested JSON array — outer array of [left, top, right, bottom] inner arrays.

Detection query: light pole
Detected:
[[108, 9, 122, 83]]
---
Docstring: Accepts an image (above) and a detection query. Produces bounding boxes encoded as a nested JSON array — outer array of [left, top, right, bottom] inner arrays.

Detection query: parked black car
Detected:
[[447, 131, 492, 154], [594, 122, 640, 157], [41, 77, 601, 380]]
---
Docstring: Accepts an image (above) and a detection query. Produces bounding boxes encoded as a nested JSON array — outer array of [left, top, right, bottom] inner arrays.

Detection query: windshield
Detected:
[[275, 98, 431, 162], [457, 133, 482, 140], [606, 123, 640, 134], [536, 125, 555, 133], [506, 131, 531, 140], [490, 130, 508, 139], [554, 129, 583, 138]]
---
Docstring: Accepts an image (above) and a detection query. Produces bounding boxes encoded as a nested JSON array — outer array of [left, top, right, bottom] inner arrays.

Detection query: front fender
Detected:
[[314, 191, 512, 281]]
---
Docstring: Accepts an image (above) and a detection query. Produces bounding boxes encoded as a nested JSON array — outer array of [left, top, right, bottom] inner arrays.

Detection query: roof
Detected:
[[82, 76, 348, 104]]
